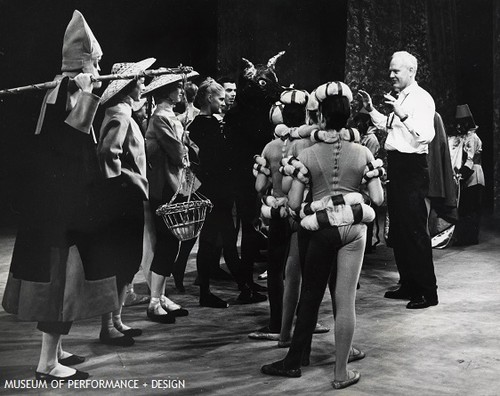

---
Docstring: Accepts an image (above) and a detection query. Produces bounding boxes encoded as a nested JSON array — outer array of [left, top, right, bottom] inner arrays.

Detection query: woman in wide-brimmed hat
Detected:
[[142, 70, 199, 323], [92, 58, 155, 346]]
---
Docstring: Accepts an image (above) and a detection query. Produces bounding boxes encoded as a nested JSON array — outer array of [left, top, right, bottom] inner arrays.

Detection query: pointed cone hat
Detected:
[[61, 10, 103, 72], [455, 104, 477, 128]]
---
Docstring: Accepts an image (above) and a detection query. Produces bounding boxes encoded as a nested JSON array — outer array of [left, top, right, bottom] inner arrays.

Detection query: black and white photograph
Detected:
[[0, 0, 499, 394]]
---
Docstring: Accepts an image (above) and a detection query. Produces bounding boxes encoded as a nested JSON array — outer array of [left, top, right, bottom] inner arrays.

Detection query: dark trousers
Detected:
[[234, 188, 261, 285], [150, 197, 197, 277], [197, 202, 244, 292], [267, 217, 292, 332], [454, 184, 483, 245], [284, 227, 344, 368], [387, 151, 437, 300]]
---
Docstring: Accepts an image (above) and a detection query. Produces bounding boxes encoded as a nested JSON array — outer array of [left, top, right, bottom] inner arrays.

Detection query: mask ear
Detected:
[[242, 58, 256, 79], [267, 51, 285, 70]]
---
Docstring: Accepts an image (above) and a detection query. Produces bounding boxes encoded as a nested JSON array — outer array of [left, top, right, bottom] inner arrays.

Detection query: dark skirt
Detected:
[[2, 92, 120, 322]]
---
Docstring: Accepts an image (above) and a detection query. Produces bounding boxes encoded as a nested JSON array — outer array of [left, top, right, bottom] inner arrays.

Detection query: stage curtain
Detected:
[[345, 0, 458, 128]]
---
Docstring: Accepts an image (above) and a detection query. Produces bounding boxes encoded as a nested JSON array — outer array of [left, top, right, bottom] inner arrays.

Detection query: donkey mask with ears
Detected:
[[237, 51, 286, 108]]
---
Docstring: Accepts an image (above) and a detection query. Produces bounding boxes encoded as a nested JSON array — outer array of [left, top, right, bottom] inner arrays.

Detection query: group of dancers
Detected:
[[1, 8, 484, 391]]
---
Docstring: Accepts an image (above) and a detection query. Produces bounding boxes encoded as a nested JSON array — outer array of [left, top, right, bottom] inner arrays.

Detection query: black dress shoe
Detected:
[[406, 296, 438, 309], [169, 308, 189, 317], [35, 369, 89, 382], [146, 308, 176, 323], [384, 287, 412, 300], [261, 360, 301, 377], [58, 354, 85, 366], [118, 328, 143, 337], [99, 332, 135, 347], [200, 292, 229, 308], [237, 290, 267, 304]]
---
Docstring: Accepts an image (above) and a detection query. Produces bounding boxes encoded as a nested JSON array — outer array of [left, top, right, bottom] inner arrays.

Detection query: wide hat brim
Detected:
[[142, 71, 199, 96], [100, 58, 156, 104]]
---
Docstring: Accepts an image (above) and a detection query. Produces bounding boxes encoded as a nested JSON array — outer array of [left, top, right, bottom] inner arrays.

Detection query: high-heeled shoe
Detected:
[[35, 369, 89, 382], [331, 370, 360, 389]]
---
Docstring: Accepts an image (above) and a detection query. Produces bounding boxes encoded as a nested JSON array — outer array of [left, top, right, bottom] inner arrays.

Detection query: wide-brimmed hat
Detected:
[[100, 58, 156, 105], [61, 10, 102, 72], [141, 71, 199, 96], [314, 81, 353, 103]]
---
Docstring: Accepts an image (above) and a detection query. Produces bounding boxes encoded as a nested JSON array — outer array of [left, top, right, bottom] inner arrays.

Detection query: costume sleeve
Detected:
[[463, 134, 482, 169], [65, 91, 100, 134], [98, 116, 130, 178], [152, 115, 187, 167]]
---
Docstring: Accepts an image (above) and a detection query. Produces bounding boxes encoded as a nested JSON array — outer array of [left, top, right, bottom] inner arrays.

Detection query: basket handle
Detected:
[[168, 166, 197, 205]]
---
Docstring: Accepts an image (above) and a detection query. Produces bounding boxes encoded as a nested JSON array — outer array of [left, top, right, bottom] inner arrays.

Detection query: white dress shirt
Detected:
[[369, 81, 435, 154]]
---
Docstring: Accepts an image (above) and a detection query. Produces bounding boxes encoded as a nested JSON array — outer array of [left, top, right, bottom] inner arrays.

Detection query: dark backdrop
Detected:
[[0, 0, 348, 226], [345, 0, 495, 212], [217, 0, 347, 91], [0, 0, 219, 225]]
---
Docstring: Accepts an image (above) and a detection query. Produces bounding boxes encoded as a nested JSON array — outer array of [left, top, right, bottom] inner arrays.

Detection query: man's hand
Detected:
[[357, 90, 373, 112], [383, 93, 406, 120], [73, 73, 95, 93]]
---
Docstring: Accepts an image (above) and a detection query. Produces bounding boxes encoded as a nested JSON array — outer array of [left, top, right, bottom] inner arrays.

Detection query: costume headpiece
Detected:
[[61, 10, 103, 72], [280, 89, 309, 106], [455, 104, 477, 129], [314, 81, 353, 104]]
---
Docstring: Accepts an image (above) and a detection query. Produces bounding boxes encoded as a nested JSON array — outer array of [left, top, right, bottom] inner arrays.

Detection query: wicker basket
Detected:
[[156, 168, 213, 241], [156, 197, 213, 241]]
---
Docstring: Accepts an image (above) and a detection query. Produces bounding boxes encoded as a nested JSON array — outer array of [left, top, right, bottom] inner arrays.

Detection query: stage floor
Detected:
[[0, 218, 499, 395]]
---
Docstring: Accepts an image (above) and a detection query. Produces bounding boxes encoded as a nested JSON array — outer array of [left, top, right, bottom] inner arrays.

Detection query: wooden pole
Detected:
[[0, 65, 194, 97]]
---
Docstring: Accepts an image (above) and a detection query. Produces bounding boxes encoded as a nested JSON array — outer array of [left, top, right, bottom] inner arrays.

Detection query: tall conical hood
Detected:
[[61, 10, 102, 72]]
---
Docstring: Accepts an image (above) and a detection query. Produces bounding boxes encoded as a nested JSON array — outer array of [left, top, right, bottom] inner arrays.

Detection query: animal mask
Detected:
[[238, 51, 285, 107]]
